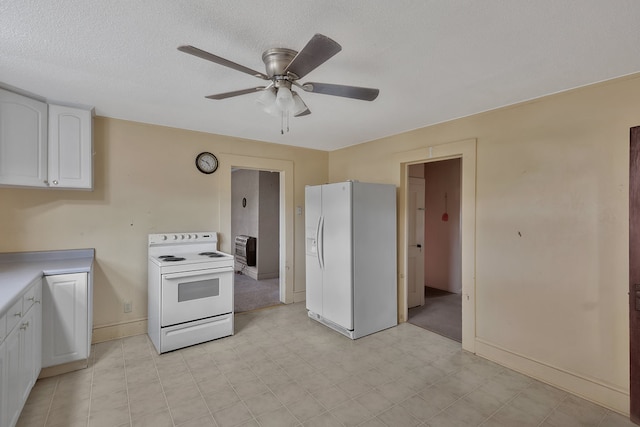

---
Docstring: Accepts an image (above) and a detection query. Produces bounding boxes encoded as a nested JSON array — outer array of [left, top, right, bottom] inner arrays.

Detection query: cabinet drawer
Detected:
[[6, 298, 23, 333], [23, 284, 38, 311]]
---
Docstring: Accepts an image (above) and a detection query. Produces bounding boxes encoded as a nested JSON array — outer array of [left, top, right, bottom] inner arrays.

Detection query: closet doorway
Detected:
[[407, 159, 462, 342]]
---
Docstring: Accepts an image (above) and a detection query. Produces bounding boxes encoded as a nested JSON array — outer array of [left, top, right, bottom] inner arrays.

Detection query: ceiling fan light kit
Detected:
[[256, 87, 277, 113], [178, 33, 379, 133], [275, 85, 294, 111]]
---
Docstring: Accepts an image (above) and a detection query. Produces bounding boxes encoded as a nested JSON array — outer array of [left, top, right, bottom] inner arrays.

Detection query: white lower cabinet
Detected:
[[0, 339, 5, 427], [42, 273, 89, 367], [1, 278, 41, 427], [0, 272, 89, 426]]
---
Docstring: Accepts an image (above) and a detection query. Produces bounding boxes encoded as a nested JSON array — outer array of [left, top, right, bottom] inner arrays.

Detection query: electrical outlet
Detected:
[[124, 301, 132, 313]]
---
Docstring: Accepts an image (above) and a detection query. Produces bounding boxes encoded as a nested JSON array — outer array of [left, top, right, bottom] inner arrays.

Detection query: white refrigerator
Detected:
[[305, 181, 397, 339]]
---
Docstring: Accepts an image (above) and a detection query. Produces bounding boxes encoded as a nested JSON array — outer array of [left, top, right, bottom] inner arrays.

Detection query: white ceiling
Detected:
[[2, 1, 640, 151]]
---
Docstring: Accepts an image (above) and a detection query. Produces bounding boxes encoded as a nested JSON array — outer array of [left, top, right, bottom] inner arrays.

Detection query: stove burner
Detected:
[[161, 256, 186, 262], [199, 252, 225, 258], [159, 255, 175, 259]]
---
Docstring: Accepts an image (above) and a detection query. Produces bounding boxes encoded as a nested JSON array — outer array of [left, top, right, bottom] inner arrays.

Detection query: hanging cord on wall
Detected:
[[442, 192, 449, 222]]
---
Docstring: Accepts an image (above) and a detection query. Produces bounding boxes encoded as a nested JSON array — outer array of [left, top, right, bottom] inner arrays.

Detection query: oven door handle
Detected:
[[163, 266, 234, 280]]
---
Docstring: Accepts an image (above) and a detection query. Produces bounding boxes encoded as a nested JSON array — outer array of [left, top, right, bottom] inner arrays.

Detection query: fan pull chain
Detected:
[[280, 111, 291, 134]]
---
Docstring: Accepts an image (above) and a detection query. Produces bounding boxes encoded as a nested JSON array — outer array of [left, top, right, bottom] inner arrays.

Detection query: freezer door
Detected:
[[321, 182, 353, 330], [305, 185, 323, 315]]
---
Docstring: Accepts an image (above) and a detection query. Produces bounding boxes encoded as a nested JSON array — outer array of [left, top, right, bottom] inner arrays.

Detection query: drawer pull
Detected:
[[14, 312, 22, 317], [27, 296, 35, 302]]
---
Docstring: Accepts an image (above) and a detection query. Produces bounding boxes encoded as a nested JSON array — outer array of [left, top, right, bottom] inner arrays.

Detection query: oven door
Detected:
[[161, 267, 233, 327]]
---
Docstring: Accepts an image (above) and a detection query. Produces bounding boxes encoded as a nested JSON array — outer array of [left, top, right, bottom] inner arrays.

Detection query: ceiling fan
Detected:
[[178, 34, 379, 132]]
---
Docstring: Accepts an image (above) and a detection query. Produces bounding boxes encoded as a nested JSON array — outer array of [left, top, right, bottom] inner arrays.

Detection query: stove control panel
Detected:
[[149, 232, 217, 245]]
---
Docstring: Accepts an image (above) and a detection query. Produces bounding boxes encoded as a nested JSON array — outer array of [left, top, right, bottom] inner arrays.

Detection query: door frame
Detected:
[[396, 138, 476, 352], [218, 154, 294, 304], [629, 126, 640, 423], [407, 176, 426, 309]]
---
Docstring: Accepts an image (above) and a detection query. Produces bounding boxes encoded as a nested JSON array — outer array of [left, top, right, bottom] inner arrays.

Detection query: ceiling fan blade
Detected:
[[205, 87, 266, 100], [178, 45, 269, 80], [301, 82, 379, 101], [284, 34, 342, 79], [294, 108, 311, 117]]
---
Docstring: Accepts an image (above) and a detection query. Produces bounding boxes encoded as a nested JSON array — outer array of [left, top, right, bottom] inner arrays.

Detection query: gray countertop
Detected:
[[0, 249, 94, 314]]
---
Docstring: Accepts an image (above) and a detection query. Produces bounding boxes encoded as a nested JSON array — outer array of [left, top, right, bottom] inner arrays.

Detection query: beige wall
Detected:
[[2, 71, 639, 413], [329, 74, 640, 413], [0, 117, 328, 338]]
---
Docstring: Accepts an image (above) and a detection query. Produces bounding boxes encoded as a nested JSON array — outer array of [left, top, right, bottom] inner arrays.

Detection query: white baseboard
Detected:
[[39, 359, 89, 378], [475, 338, 629, 416], [92, 319, 148, 344], [293, 291, 306, 303]]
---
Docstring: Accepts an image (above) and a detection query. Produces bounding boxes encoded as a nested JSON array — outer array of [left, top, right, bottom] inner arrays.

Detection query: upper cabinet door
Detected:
[[48, 104, 93, 189], [0, 88, 48, 187]]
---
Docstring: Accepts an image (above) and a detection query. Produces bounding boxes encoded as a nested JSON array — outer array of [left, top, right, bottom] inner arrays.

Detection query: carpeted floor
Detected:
[[408, 286, 462, 342], [234, 273, 282, 313]]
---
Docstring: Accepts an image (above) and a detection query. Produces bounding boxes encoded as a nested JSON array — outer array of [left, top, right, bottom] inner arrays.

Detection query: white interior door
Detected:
[[408, 177, 425, 308]]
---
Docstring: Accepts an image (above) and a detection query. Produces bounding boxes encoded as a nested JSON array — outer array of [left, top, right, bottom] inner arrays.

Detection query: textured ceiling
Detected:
[[1, 1, 640, 151]]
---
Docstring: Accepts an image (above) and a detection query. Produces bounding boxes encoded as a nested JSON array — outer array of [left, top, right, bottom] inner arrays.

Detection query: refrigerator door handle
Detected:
[[318, 215, 325, 269]]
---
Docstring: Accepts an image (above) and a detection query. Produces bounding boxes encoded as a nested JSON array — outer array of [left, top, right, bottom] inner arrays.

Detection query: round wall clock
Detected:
[[195, 152, 218, 174]]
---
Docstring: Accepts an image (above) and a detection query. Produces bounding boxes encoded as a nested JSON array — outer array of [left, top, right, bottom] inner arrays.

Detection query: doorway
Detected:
[[231, 168, 282, 312], [218, 154, 295, 306], [397, 138, 476, 352], [406, 159, 463, 342]]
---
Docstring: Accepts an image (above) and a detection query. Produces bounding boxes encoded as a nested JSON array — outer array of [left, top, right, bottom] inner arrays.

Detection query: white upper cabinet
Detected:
[[0, 88, 48, 187], [48, 104, 93, 189], [0, 88, 93, 190]]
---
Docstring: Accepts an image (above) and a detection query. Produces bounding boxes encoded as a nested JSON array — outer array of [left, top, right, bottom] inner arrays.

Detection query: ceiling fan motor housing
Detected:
[[262, 48, 297, 79]]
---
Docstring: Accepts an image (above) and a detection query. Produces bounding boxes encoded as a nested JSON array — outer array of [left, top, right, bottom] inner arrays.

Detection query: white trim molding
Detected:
[[476, 338, 629, 415]]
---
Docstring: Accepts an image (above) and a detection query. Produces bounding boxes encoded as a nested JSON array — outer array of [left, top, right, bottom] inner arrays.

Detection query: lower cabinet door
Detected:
[[42, 273, 88, 367], [0, 339, 6, 427], [22, 308, 38, 394], [5, 325, 25, 427]]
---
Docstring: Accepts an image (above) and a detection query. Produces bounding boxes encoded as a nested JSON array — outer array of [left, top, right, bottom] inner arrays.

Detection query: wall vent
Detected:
[[235, 235, 256, 267]]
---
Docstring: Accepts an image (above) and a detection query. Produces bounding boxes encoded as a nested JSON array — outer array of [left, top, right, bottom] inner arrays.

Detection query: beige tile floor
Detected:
[[17, 302, 635, 427]]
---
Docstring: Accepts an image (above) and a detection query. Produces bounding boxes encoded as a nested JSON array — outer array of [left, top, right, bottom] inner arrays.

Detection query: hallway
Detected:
[[408, 287, 462, 343]]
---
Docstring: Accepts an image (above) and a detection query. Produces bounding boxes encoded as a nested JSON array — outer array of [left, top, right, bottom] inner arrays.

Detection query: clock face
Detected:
[[196, 152, 218, 174]]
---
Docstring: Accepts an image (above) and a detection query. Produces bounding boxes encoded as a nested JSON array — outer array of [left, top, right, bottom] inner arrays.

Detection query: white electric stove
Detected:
[[148, 232, 234, 353]]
